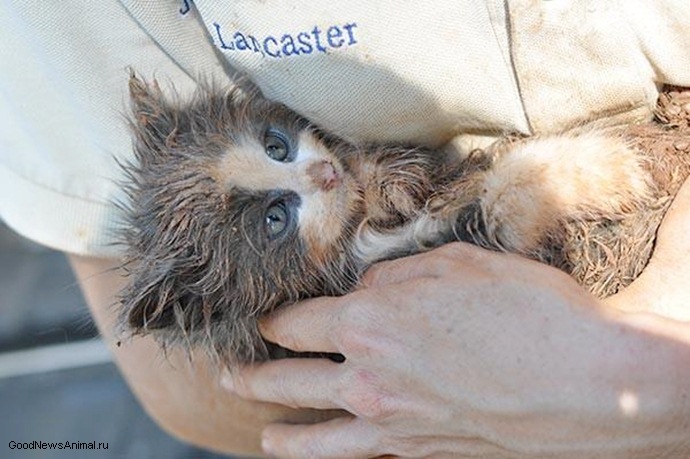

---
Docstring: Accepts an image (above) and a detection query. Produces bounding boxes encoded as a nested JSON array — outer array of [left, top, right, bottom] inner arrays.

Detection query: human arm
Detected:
[[605, 178, 690, 320], [68, 255, 339, 457], [226, 179, 690, 459]]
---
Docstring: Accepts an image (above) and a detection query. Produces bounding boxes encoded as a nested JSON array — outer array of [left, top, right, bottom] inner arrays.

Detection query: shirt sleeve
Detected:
[[0, 0, 219, 256]]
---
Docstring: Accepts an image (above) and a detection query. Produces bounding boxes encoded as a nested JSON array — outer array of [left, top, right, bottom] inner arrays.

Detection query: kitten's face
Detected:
[[120, 75, 364, 363], [210, 125, 361, 264]]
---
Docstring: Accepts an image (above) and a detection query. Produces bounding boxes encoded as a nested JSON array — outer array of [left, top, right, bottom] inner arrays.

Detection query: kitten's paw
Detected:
[[480, 133, 653, 253], [360, 146, 440, 227]]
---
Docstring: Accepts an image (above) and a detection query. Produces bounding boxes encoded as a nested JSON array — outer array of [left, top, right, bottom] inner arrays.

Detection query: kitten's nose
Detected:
[[306, 160, 340, 191]]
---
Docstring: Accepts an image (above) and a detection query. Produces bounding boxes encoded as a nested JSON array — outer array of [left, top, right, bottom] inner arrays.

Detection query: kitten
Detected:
[[118, 74, 690, 364]]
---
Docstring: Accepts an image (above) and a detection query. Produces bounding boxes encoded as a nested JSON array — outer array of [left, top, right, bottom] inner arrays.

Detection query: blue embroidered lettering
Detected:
[[326, 26, 344, 48], [342, 23, 358, 45], [297, 32, 313, 54], [281, 34, 299, 56], [248, 35, 265, 56], [179, 0, 191, 15], [311, 26, 327, 53], [263, 36, 281, 58], [234, 32, 250, 50], [213, 23, 234, 50], [210, 21, 359, 59]]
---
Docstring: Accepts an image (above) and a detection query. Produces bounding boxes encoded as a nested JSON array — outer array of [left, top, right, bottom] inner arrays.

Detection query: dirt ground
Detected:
[[567, 86, 690, 297], [629, 86, 690, 192]]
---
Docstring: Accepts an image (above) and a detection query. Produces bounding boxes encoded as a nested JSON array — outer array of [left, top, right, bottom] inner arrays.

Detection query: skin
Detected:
[[70, 178, 690, 458], [227, 178, 690, 458], [69, 255, 342, 456]]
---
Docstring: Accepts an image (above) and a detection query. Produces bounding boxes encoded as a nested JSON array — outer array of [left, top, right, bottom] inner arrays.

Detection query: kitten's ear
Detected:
[[128, 71, 181, 155]]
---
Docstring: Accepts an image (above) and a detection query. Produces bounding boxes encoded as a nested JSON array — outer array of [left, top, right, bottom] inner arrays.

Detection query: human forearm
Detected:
[[583, 309, 690, 456], [68, 255, 334, 457], [584, 178, 690, 453]]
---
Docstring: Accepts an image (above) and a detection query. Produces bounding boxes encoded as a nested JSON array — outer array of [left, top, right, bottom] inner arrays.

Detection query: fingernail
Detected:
[[219, 369, 235, 393]]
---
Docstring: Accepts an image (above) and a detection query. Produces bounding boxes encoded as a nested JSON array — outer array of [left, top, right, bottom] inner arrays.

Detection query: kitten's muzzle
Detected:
[[307, 160, 340, 192]]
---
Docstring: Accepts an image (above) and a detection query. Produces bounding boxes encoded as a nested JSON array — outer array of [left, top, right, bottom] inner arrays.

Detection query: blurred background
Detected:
[[0, 221, 235, 459]]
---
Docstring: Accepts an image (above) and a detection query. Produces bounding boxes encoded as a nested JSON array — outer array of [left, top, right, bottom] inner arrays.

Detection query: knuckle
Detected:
[[337, 291, 368, 326], [229, 371, 253, 398], [333, 296, 371, 346], [335, 326, 375, 357], [360, 264, 383, 287], [438, 241, 480, 262], [436, 244, 467, 265], [340, 369, 395, 421], [335, 319, 392, 360], [415, 248, 458, 275]]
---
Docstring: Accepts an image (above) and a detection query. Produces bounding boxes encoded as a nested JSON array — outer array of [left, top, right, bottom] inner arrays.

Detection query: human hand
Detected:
[[223, 243, 649, 458], [605, 177, 690, 319]]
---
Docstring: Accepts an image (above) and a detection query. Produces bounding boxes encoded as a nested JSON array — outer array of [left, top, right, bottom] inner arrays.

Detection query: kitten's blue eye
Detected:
[[265, 202, 289, 238], [265, 130, 290, 162]]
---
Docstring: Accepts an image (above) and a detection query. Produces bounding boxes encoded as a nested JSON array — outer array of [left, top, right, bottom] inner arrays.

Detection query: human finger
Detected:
[[262, 419, 511, 459], [222, 358, 343, 410], [361, 242, 488, 288], [261, 417, 381, 459], [259, 295, 343, 353]]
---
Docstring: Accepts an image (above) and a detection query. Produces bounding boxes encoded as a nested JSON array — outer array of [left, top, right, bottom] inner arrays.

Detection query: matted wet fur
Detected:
[[118, 75, 690, 365]]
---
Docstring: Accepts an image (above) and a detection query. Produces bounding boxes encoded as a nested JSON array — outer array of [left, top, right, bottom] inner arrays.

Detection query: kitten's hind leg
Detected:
[[462, 133, 654, 254]]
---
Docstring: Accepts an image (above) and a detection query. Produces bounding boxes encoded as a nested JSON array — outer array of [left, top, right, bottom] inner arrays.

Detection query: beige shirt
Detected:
[[1, 0, 689, 256]]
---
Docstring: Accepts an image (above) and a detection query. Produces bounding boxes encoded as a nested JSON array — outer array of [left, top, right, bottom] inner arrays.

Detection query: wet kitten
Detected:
[[119, 74, 447, 363], [119, 75, 690, 365]]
